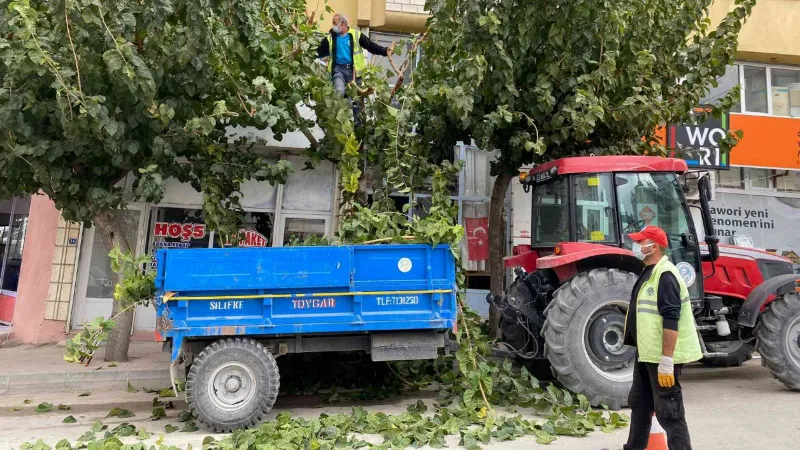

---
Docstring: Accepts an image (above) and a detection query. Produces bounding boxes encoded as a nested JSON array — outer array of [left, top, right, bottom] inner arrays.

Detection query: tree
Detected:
[[410, 0, 753, 337], [0, 0, 329, 360]]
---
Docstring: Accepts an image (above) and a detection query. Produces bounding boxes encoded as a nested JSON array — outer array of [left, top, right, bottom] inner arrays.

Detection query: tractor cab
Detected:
[[518, 156, 707, 302]]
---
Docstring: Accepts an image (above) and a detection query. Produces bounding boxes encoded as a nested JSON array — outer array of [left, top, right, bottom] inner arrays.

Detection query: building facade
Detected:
[[6, 1, 799, 341]]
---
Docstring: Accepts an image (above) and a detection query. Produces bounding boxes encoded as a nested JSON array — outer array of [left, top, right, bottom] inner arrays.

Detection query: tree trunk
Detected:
[[487, 171, 513, 340], [93, 210, 135, 362]]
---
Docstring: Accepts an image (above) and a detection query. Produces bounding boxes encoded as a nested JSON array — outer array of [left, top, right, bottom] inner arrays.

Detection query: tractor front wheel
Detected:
[[543, 268, 638, 409], [756, 293, 800, 390]]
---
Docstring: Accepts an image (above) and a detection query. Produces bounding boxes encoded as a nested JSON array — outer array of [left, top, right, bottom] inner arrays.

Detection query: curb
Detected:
[[0, 368, 173, 395]]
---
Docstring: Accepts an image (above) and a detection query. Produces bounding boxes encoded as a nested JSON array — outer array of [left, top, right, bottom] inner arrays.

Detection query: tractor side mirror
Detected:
[[698, 174, 719, 261]]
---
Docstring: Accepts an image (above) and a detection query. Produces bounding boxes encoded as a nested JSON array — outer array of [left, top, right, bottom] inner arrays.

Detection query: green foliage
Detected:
[[412, 0, 755, 175], [62, 415, 77, 424], [0, 0, 311, 230]]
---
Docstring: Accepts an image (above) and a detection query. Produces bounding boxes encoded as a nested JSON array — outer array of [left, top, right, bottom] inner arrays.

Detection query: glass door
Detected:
[[71, 206, 148, 330]]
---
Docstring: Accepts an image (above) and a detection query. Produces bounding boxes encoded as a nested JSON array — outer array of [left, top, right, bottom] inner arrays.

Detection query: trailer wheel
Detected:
[[543, 269, 637, 409], [186, 338, 280, 432], [756, 293, 800, 390]]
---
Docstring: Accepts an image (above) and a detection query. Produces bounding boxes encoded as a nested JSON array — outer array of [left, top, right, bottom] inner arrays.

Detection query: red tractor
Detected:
[[491, 155, 800, 408]]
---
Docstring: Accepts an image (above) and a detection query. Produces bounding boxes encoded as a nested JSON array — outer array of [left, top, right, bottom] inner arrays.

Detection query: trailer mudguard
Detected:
[[738, 274, 800, 327]]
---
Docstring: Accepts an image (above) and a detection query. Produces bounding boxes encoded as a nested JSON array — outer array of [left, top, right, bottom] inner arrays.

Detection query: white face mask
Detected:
[[632, 242, 655, 261]]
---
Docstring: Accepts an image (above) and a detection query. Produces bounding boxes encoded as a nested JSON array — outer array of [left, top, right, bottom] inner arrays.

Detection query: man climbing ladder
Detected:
[[316, 13, 393, 124]]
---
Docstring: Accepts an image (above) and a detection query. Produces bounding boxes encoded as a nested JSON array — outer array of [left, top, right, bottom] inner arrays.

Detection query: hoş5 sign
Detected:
[[667, 106, 731, 170]]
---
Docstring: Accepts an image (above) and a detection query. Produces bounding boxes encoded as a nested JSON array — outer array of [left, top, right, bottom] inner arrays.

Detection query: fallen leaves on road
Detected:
[[62, 415, 77, 424], [34, 402, 53, 413], [106, 407, 135, 418]]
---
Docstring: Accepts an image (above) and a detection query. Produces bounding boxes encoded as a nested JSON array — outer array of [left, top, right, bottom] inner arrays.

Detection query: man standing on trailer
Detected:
[[316, 13, 393, 125], [623, 226, 702, 450]]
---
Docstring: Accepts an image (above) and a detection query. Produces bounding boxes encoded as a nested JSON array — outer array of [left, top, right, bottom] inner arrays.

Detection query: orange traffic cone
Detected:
[[646, 414, 667, 450]]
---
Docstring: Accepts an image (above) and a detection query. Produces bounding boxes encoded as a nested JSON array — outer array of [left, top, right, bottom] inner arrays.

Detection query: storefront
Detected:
[[68, 154, 337, 334], [0, 196, 30, 324]]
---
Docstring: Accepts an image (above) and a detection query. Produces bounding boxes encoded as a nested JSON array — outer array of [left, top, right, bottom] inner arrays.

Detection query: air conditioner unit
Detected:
[[682, 171, 715, 202]]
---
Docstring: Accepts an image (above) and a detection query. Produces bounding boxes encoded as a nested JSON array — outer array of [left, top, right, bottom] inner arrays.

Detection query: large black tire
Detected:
[[186, 338, 280, 432], [756, 293, 800, 390], [701, 340, 754, 368], [543, 269, 638, 409]]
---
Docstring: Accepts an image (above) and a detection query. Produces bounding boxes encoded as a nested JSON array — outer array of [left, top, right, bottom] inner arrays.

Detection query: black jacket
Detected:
[[316, 29, 389, 68]]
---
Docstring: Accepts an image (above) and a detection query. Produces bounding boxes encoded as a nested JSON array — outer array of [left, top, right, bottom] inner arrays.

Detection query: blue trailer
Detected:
[[155, 244, 457, 431]]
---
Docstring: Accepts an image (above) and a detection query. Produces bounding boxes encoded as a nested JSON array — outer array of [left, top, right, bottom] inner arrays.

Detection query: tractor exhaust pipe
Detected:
[[698, 173, 720, 262]]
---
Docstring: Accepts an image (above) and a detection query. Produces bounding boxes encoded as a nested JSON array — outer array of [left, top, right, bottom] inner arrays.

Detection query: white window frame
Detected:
[[732, 61, 800, 119], [275, 214, 331, 247], [717, 166, 800, 199]]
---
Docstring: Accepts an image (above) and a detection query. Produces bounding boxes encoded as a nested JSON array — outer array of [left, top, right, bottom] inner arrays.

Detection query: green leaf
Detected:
[[126, 382, 139, 393], [181, 421, 198, 432], [57, 404, 71, 411], [137, 427, 152, 440], [35, 402, 54, 413], [164, 424, 179, 433], [177, 410, 194, 422], [150, 406, 167, 421], [107, 407, 135, 418], [23, 399, 32, 404], [92, 421, 108, 432], [62, 415, 77, 424]]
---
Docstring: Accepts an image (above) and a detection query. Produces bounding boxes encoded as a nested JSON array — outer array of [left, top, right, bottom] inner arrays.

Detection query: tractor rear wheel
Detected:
[[186, 338, 280, 432], [701, 340, 754, 368], [543, 268, 638, 409], [756, 293, 800, 390]]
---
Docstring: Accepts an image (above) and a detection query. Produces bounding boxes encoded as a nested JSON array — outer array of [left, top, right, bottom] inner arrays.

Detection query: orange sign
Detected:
[[728, 114, 800, 169]]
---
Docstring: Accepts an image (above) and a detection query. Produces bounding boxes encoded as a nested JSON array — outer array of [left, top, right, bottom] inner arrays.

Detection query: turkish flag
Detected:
[[466, 217, 489, 261]]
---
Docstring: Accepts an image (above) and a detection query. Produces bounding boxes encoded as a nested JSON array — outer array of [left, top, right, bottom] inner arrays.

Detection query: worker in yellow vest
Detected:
[[623, 226, 702, 450], [316, 13, 393, 125]]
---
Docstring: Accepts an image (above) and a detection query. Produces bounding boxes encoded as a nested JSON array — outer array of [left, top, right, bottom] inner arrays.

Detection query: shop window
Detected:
[[776, 170, 800, 193], [743, 65, 768, 113], [770, 68, 800, 118], [701, 64, 741, 112], [573, 174, 617, 243], [0, 197, 31, 292], [212, 212, 275, 248], [282, 217, 327, 245], [148, 207, 211, 250], [746, 168, 773, 189], [716, 168, 744, 189]]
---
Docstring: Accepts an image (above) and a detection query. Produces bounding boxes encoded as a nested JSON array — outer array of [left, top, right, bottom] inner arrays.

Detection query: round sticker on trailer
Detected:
[[398, 258, 413, 273], [676, 262, 696, 288]]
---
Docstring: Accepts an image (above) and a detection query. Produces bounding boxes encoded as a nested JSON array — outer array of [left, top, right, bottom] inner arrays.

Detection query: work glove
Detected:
[[657, 355, 675, 388]]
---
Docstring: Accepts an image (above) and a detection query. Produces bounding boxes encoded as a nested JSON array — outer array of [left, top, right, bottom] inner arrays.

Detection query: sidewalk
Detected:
[[0, 341, 173, 394]]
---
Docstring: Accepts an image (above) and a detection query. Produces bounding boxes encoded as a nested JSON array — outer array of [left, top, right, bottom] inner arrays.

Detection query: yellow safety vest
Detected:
[[326, 29, 366, 75], [634, 256, 703, 364]]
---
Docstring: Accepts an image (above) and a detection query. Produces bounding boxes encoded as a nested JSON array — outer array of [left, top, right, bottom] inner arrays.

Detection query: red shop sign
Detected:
[[222, 229, 269, 247], [153, 222, 206, 242]]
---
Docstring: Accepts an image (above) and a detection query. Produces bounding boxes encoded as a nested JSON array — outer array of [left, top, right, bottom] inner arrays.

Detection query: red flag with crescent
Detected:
[[466, 217, 489, 261]]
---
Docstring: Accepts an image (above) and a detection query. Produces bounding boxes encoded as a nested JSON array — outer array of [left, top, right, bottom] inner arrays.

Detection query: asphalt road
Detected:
[[1, 359, 798, 450]]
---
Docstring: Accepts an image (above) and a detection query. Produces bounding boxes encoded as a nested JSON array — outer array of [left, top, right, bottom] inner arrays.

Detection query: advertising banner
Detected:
[[708, 192, 800, 266]]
